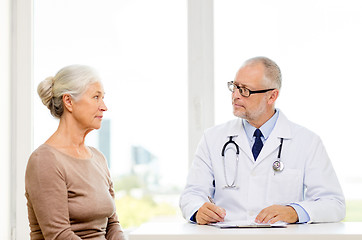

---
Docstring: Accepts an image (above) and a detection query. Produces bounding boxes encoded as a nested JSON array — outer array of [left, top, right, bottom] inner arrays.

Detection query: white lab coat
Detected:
[[180, 111, 345, 223]]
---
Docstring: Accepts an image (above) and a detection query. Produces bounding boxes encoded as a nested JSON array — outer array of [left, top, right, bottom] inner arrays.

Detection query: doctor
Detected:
[[179, 56, 345, 225]]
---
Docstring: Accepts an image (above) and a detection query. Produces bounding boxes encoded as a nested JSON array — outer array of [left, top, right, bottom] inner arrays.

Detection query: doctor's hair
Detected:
[[244, 56, 282, 90], [37, 64, 101, 118]]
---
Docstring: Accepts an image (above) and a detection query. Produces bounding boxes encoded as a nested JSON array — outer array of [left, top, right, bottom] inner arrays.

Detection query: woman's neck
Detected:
[[45, 116, 92, 159]]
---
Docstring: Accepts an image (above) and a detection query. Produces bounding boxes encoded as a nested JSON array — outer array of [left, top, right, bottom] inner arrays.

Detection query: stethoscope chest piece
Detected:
[[272, 138, 285, 172], [272, 160, 284, 172]]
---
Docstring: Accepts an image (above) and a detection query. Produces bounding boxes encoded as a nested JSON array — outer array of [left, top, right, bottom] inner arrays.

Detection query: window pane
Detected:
[[215, 0, 362, 220], [34, 0, 187, 228]]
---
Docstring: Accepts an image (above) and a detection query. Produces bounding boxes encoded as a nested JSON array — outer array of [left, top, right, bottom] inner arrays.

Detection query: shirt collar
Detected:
[[243, 109, 280, 142]]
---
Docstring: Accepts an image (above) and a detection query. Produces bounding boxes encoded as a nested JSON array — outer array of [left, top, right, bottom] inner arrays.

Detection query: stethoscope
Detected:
[[221, 135, 285, 189], [221, 135, 240, 189], [273, 138, 284, 172]]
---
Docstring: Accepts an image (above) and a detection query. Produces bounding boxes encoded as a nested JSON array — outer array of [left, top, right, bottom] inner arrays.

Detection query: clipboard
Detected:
[[209, 220, 287, 228]]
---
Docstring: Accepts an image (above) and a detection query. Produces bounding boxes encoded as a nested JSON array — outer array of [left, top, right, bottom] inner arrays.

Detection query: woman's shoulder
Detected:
[[88, 146, 107, 163], [88, 146, 103, 160], [25, 144, 69, 190], [29, 144, 54, 160], [88, 146, 110, 172], [27, 144, 65, 172], [29, 143, 59, 158]]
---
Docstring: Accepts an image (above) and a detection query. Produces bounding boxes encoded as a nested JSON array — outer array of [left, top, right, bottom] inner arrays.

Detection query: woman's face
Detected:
[[71, 81, 107, 131]]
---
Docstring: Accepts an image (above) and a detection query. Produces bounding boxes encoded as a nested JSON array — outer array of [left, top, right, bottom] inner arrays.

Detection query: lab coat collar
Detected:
[[243, 109, 280, 145], [225, 110, 293, 164]]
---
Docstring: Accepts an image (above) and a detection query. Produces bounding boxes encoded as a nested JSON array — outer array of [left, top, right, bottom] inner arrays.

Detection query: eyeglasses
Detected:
[[227, 81, 275, 97]]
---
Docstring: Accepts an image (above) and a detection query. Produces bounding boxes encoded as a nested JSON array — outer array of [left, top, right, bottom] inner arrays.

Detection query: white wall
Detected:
[[9, 0, 33, 239], [0, 0, 11, 238]]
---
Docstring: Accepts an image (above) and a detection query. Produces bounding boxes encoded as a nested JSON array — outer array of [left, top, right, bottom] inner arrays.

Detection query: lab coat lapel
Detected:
[[254, 111, 293, 164], [255, 133, 281, 163]]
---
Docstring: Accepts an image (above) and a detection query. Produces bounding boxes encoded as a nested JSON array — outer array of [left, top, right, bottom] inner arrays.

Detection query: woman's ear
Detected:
[[63, 94, 73, 113]]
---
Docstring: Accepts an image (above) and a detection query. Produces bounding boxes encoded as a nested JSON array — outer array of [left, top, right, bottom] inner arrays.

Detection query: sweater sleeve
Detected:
[[94, 148, 125, 240], [105, 212, 125, 240], [25, 149, 81, 240], [105, 180, 125, 240]]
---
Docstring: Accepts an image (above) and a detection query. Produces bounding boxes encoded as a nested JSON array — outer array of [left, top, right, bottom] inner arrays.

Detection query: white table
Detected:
[[128, 222, 362, 240]]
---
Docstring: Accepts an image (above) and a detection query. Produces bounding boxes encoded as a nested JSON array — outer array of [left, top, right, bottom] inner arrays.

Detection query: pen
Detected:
[[208, 196, 215, 204]]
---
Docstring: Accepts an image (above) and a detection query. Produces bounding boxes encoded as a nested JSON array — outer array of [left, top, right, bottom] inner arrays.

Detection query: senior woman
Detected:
[[25, 65, 125, 240]]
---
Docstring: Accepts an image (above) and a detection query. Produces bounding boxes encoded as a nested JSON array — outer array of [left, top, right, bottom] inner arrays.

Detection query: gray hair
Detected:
[[37, 65, 101, 118], [244, 56, 282, 89]]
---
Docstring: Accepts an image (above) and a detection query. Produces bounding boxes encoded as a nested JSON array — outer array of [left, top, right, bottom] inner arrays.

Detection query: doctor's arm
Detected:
[[255, 205, 298, 224], [256, 136, 345, 224], [255, 203, 310, 224], [296, 137, 345, 223], [180, 134, 226, 224], [195, 202, 226, 224]]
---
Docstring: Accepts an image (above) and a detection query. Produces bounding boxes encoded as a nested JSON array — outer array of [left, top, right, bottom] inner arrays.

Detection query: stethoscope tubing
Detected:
[[277, 138, 284, 159], [273, 138, 284, 172], [221, 136, 285, 189], [221, 135, 240, 189]]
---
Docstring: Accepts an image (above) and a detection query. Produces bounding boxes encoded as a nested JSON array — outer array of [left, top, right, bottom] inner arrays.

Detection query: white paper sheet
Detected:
[[209, 220, 288, 228]]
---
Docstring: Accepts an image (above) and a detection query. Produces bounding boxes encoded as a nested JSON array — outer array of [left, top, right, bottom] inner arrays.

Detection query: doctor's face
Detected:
[[232, 62, 274, 125]]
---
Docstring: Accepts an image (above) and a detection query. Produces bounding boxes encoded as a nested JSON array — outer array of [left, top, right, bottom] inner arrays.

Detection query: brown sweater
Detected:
[[25, 144, 125, 240]]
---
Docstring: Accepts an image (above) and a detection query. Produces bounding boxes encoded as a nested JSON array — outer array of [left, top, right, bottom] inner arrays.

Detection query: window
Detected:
[[34, 0, 187, 229], [215, 0, 362, 220], [13, 1, 360, 238]]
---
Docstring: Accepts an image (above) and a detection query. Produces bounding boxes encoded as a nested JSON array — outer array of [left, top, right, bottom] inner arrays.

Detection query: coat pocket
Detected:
[[266, 169, 303, 205]]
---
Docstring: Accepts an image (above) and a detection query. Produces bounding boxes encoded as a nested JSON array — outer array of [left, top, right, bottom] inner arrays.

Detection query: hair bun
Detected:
[[37, 65, 101, 118], [37, 76, 54, 109]]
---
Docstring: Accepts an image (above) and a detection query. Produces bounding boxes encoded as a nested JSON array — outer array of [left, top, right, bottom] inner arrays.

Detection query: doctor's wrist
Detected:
[[287, 203, 310, 223], [190, 211, 198, 222]]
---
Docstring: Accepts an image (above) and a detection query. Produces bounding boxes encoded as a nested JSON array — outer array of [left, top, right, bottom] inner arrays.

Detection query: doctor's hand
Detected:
[[255, 205, 298, 224], [196, 202, 226, 225]]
